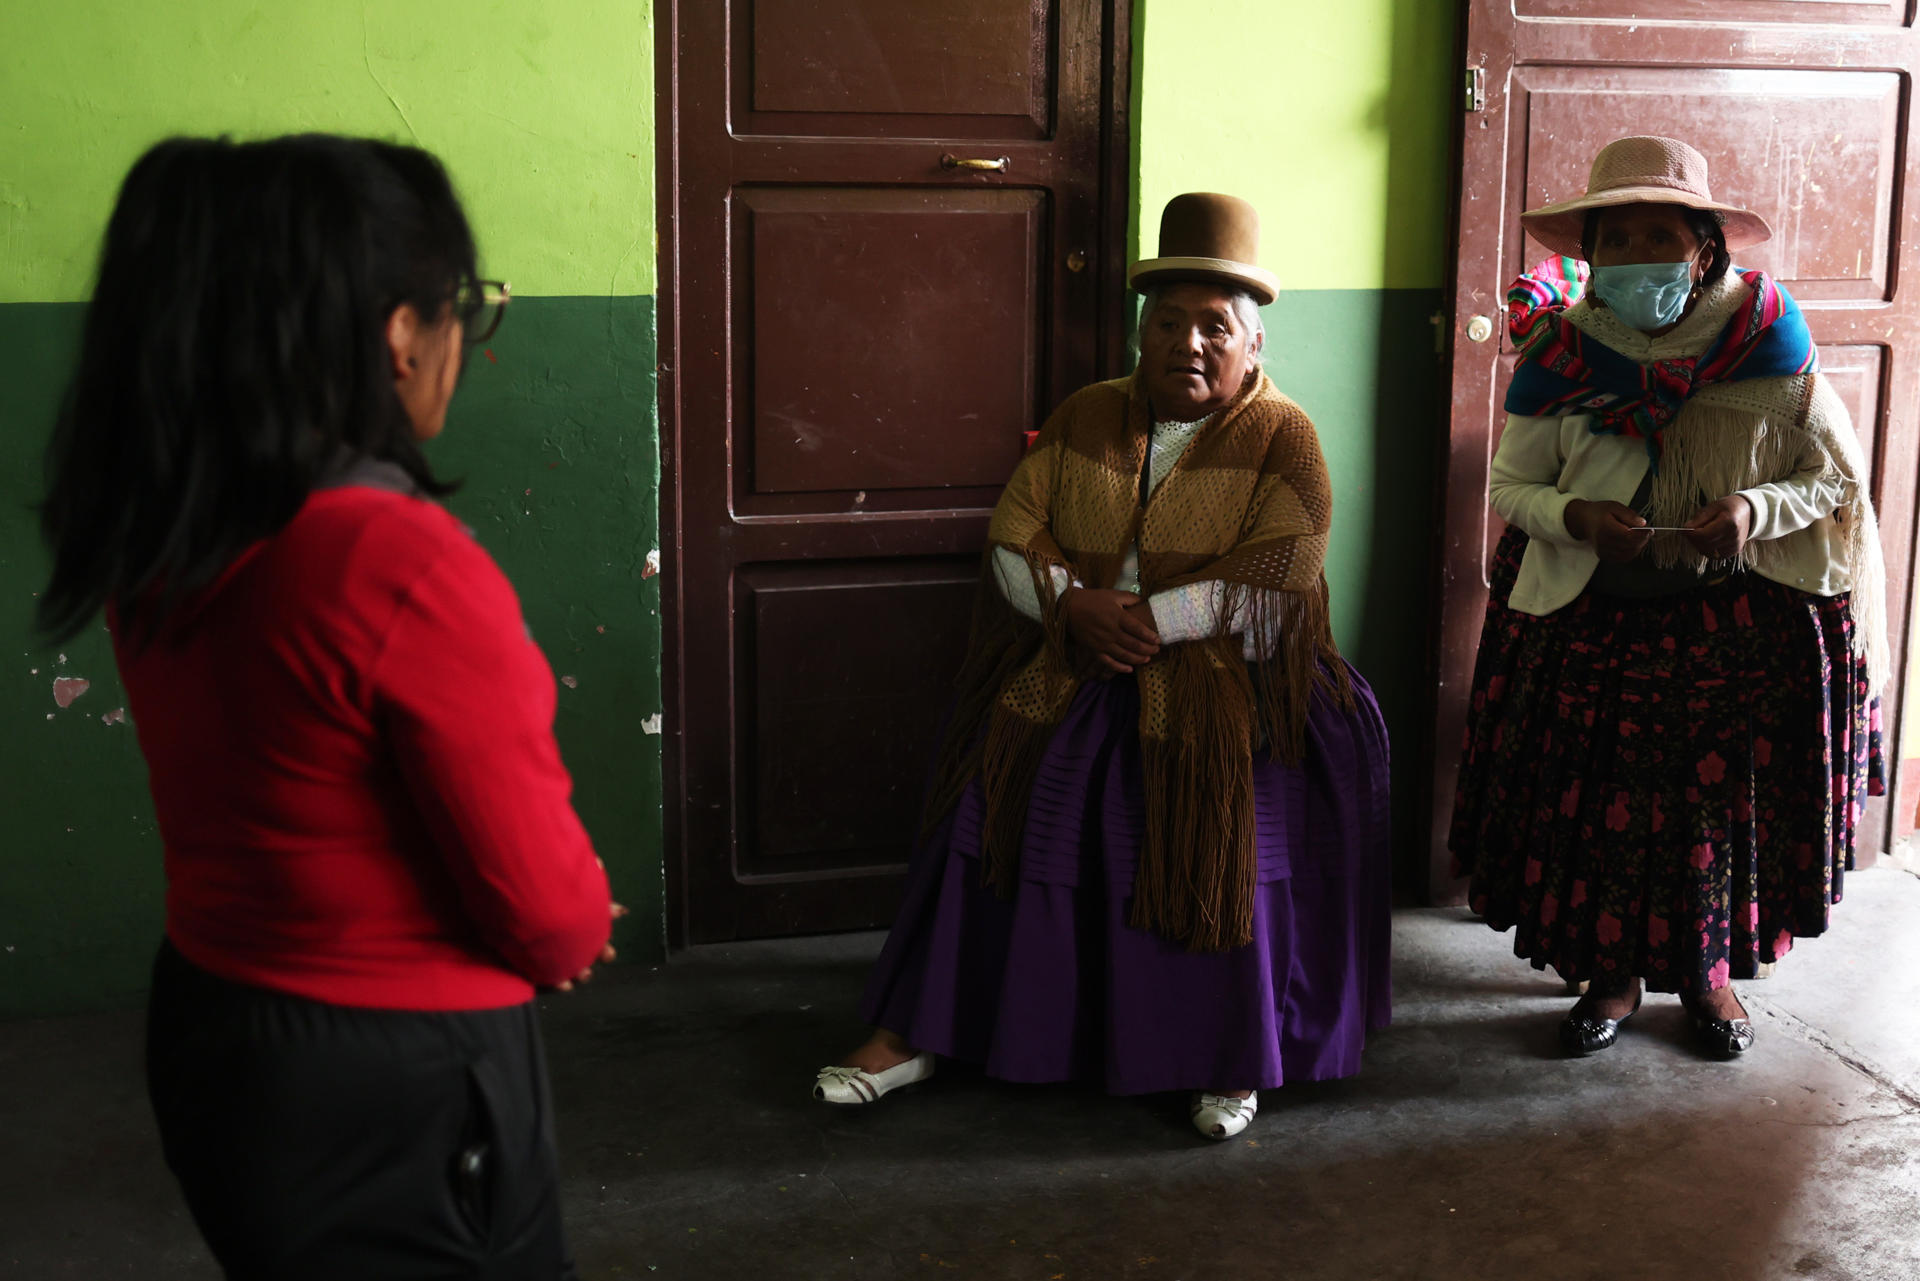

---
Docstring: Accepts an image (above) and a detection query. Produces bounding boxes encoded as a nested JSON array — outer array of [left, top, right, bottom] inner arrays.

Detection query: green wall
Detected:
[[0, 3, 662, 1017], [1135, 0, 1456, 888], [2, 1, 656, 302]]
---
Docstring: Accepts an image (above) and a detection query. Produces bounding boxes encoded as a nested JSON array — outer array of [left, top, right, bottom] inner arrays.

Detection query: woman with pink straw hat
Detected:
[[1450, 136, 1888, 1059]]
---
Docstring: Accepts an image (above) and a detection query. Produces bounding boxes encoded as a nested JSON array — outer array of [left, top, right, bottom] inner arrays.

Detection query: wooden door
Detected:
[[657, 0, 1133, 943], [1432, 0, 1920, 900]]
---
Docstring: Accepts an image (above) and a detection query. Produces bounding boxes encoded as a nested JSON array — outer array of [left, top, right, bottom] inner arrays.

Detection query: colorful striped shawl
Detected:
[[1503, 257, 1817, 462]]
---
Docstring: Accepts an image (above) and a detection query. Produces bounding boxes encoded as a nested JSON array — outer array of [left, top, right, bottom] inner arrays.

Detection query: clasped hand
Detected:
[[1563, 495, 1752, 564], [1060, 587, 1160, 675], [554, 877, 629, 992]]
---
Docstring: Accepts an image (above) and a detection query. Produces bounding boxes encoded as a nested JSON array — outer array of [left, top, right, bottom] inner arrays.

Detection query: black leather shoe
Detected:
[[1559, 985, 1642, 1056], [1685, 996, 1756, 1059]]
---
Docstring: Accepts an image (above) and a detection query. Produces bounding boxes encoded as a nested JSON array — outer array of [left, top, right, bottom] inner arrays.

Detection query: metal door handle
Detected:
[[1466, 315, 1495, 344], [941, 153, 1009, 172]]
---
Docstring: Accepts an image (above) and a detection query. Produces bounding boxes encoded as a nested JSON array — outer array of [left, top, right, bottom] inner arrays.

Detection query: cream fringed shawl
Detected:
[[923, 369, 1353, 953], [1567, 298, 1891, 691]]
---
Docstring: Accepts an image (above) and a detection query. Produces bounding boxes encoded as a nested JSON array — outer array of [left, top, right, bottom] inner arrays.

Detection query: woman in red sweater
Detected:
[[36, 135, 615, 1279]]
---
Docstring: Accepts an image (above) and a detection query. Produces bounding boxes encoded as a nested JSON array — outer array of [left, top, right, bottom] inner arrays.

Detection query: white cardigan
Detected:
[[1490, 274, 1857, 617], [1491, 403, 1852, 615]]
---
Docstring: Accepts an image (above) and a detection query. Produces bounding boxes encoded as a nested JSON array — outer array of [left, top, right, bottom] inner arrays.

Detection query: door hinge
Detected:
[[1465, 66, 1486, 114]]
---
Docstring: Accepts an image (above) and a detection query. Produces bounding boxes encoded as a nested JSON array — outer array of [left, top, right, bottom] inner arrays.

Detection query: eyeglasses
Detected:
[[455, 279, 511, 344]]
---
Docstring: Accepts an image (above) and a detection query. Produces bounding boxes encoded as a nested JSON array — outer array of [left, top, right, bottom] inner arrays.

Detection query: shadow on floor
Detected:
[[6, 872, 1920, 1279]]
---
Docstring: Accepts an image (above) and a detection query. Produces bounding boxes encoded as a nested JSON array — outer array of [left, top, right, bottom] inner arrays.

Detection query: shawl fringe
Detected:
[[1132, 640, 1257, 952], [1226, 577, 1354, 767], [1643, 379, 1890, 690], [919, 554, 1063, 847]]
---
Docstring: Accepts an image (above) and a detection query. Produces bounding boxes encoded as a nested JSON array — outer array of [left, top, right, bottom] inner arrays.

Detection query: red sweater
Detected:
[[113, 483, 611, 1010]]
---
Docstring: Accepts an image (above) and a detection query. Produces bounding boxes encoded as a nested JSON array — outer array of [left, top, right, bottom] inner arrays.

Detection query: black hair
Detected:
[[1580, 204, 1732, 285], [37, 134, 476, 644]]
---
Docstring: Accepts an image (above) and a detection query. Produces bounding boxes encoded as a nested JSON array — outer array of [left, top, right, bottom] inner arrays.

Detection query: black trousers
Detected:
[[146, 940, 578, 1280]]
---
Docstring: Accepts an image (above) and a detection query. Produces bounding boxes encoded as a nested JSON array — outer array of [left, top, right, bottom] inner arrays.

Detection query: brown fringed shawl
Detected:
[[925, 368, 1353, 953]]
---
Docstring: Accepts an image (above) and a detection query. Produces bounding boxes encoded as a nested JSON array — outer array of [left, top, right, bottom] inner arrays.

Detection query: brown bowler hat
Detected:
[[1521, 136, 1773, 260], [1128, 192, 1278, 305]]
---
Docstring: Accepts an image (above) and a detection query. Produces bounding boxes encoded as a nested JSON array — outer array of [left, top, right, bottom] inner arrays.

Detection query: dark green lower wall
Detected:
[[0, 297, 664, 1018], [1261, 288, 1446, 899]]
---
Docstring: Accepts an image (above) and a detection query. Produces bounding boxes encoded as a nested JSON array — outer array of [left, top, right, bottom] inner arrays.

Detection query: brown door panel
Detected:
[[738, 186, 1045, 499], [737, 559, 978, 873], [1820, 345, 1888, 463], [738, 0, 1060, 139]]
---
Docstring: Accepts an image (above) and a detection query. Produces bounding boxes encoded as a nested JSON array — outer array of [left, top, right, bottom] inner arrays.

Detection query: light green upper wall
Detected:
[[1133, 0, 1454, 292], [0, 1, 655, 303], [7, 0, 1448, 300]]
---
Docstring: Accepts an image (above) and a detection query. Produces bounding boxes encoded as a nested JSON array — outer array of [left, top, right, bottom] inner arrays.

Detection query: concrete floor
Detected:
[[6, 870, 1920, 1281]]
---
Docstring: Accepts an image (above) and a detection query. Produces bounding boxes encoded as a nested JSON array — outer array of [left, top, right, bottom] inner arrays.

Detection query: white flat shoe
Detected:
[[1191, 1090, 1259, 1140], [813, 1051, 935, 1105]]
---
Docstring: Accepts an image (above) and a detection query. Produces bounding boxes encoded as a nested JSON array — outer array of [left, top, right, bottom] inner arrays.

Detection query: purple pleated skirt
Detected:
[[860, 665, 1393, 1095]]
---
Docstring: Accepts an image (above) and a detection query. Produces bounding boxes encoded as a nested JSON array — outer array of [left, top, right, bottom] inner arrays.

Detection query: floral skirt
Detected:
[[1448, 525, 1884, 995]]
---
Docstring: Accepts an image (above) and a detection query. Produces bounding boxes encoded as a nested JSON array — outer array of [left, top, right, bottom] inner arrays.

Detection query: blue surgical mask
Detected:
[[1592, 261, 1696, 332]]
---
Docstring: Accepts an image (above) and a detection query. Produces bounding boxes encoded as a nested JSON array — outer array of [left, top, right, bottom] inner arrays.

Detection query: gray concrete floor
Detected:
[[6, 869, 1920, 1281]]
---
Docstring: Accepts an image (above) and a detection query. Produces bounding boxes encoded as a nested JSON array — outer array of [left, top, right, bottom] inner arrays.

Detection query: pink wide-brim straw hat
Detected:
[[1521, 135, 1773, 260]]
